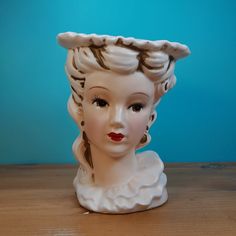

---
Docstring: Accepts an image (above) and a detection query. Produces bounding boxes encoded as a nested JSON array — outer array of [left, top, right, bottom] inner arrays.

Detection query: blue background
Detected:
[[1, 0, 235, 164]]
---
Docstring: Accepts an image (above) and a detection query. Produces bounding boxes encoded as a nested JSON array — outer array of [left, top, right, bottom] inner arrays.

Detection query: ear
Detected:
[[147, 110, 157, 129], [67, 95, 84, 129]]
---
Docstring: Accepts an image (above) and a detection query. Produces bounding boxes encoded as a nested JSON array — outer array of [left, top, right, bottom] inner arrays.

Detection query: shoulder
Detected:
[[136, 150, 164, 172]]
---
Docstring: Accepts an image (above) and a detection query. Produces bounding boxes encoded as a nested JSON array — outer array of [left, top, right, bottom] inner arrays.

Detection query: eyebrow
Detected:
[[88, 86, 109, 91], [88, 87, 150, 98], [131, 92, 150, 98]]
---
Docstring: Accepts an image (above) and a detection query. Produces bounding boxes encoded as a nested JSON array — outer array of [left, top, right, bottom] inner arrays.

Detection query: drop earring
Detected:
[[140, 133, 148, 144], [140, 126, 150, 144]]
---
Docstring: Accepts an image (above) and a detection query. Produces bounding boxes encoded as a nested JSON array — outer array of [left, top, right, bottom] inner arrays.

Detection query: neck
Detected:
[[90, 145, 138, 187]]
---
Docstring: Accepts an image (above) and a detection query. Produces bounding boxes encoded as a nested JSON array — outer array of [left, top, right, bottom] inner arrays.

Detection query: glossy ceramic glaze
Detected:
[[58, 32, 190, 213]]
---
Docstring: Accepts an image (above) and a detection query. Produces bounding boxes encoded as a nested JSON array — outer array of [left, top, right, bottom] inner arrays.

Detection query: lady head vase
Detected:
[[57, 32, 190, 214]]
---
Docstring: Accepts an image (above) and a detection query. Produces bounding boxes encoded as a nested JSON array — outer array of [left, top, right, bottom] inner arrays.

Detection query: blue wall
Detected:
[[1, 0, 235, 164]]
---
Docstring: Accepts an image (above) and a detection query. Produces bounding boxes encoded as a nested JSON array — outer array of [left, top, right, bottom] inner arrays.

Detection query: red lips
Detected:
[[108, 132, 124, 142]]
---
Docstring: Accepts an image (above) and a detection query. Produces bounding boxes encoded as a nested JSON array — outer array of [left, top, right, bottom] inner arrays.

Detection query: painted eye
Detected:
[[92, 98, 108, 107], [129, 103, 144, 112]]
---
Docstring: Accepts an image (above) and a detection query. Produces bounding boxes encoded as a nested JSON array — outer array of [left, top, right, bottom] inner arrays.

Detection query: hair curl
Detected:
[[58, 33, 190, 181]]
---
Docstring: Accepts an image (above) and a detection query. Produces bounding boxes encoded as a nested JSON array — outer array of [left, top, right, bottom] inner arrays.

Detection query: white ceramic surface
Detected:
[[57, 32, 190, 213]]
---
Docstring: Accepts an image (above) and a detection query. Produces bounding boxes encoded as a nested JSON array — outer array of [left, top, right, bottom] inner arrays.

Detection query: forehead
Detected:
[[84, 70, 155, 96]]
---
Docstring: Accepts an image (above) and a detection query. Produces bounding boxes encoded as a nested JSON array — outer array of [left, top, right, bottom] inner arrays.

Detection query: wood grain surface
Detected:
[[0, 162, 235, 236]]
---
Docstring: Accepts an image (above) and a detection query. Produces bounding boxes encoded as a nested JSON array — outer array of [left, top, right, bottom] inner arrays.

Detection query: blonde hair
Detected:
[[66, 44, 177, 107], [58, 33, 190, 181]]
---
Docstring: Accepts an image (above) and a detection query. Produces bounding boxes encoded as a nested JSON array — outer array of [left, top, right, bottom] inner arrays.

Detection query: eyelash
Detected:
[[91, 96, 145, 112], [92, 96, 108, 107], [128, 103, 144, 112]]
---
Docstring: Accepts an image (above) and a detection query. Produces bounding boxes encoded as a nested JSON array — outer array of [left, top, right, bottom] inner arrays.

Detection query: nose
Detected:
[[109, 105, 125, 128]]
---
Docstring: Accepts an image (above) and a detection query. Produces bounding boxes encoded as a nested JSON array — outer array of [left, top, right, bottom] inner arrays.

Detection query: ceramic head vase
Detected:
[[57, 32, 190, 214]]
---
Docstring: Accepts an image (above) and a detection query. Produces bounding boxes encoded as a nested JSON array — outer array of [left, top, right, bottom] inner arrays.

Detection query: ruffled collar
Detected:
[[73, 151, 168, 214]]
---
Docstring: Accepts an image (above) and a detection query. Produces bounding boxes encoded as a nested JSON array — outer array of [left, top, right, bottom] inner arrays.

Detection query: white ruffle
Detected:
[[73, 151, 168, 214], [57, 32, 190, 60]]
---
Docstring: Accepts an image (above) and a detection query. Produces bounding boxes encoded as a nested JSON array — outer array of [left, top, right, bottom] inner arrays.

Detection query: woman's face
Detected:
[[82, 70, 155, 158]]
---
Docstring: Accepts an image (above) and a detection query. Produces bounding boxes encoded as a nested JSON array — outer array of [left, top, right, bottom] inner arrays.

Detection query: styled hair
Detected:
[[57, 33, 190, 181]]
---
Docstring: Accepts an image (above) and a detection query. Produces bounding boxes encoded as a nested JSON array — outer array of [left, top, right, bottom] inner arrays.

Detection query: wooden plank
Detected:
[[0, 163, 235, 236]]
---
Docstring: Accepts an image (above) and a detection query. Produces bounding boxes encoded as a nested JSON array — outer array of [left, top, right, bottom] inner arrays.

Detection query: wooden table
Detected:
[[0, 163, 235, 236]]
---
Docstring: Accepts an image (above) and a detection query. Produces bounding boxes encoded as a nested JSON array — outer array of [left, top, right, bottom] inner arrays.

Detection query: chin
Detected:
[[101, 147, 132, 159], [104, 146, 134, 159]]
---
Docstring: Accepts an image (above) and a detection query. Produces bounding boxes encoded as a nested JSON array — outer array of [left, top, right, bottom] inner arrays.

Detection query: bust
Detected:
[[57, 32, 190, 213]]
